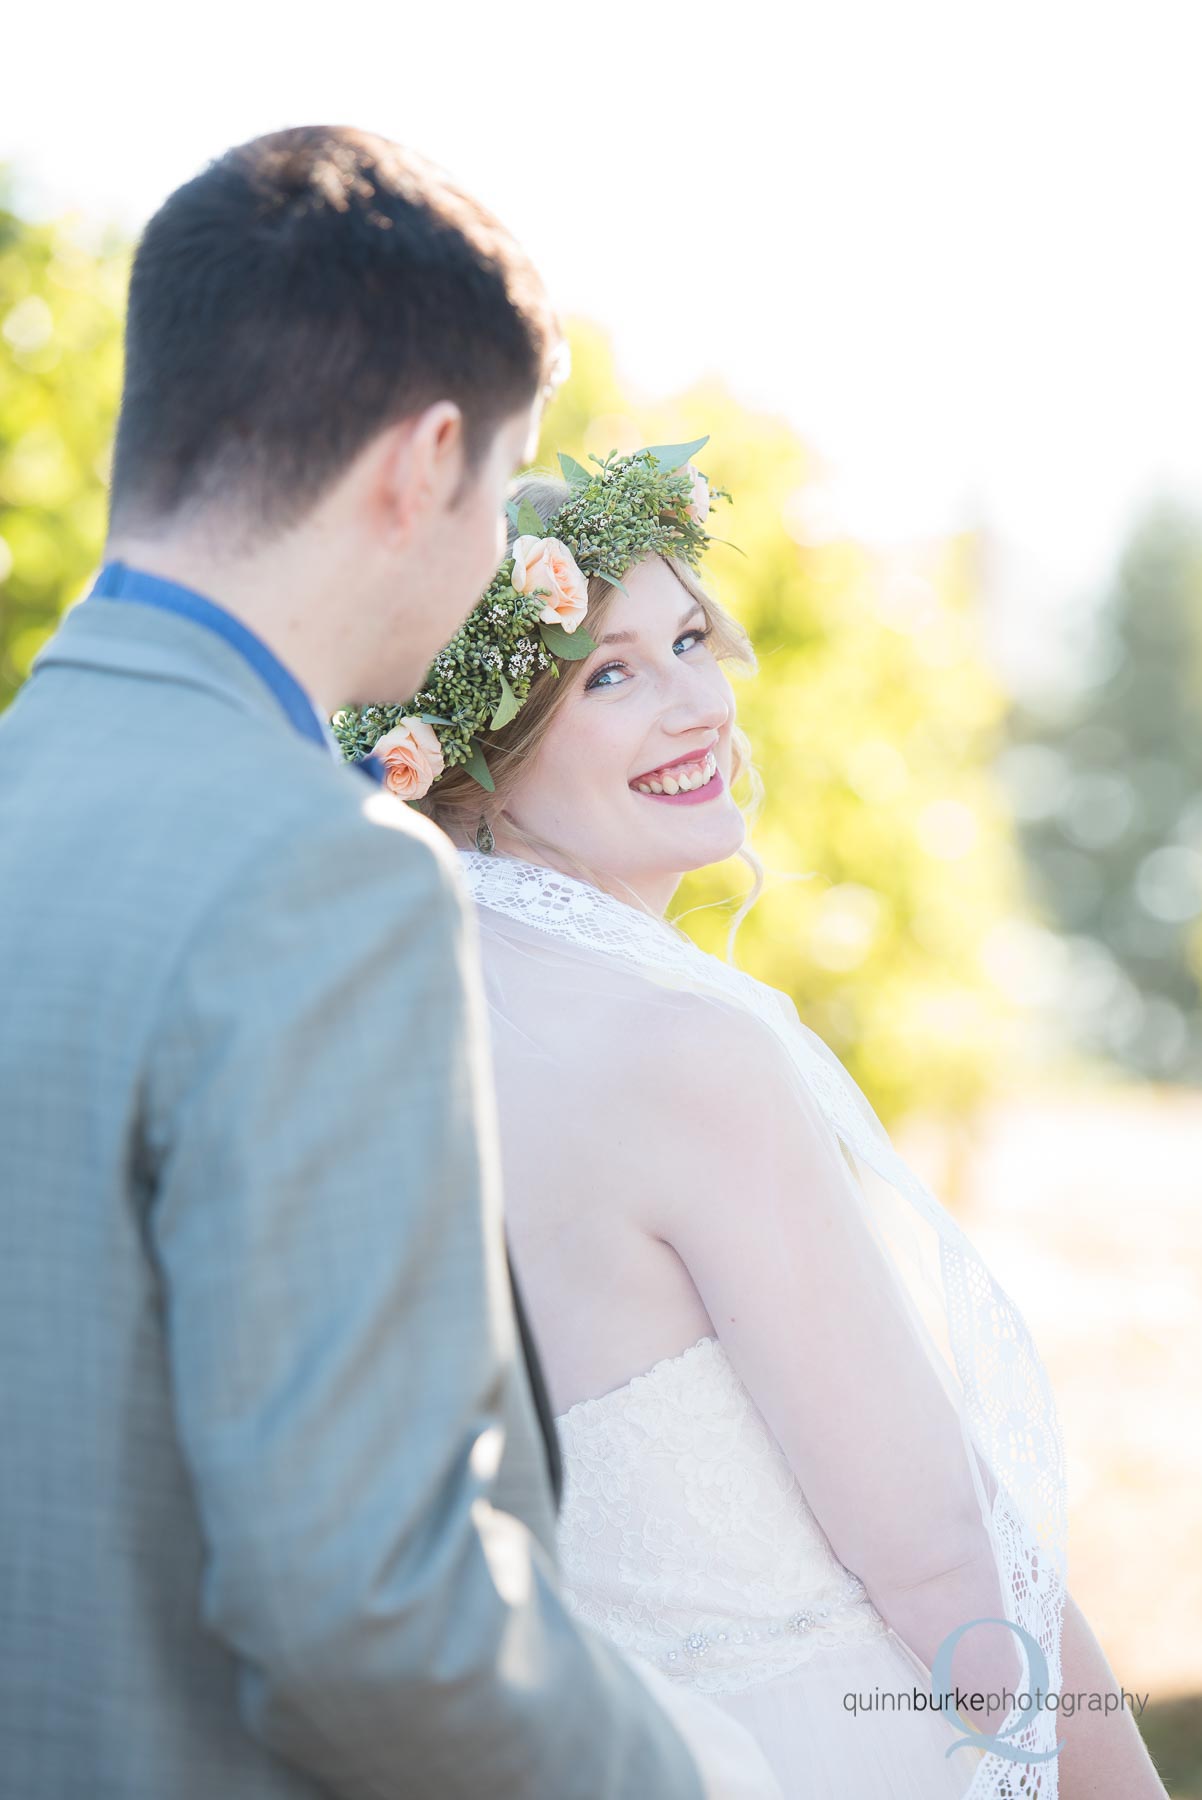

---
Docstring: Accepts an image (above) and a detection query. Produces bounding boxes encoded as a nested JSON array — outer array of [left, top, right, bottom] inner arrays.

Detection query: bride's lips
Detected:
[[629, 746, 724, 806], [638, 765, 725, 806]]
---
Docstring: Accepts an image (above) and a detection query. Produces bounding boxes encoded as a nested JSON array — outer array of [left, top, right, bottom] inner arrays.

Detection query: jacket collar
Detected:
[[32, 592, 328, 743]]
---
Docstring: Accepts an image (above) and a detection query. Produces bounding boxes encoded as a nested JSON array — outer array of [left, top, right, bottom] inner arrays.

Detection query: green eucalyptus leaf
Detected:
[[539, 622, 596, 660], [463, 740, 496, 792], [505, 500, 520, 530], [489, 671, 520, 730], [515, 497, 545, 538], [597, 570, 629, 596], [558, 452, 592, 489], [641, 435, 709, 474]]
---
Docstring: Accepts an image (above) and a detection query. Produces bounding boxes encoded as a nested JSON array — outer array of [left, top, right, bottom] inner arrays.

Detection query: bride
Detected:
[[337, 441, 1167, 1800]]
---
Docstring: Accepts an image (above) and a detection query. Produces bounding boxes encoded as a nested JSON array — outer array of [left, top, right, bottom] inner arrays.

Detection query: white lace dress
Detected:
[[553, 1333, 985, 1799]]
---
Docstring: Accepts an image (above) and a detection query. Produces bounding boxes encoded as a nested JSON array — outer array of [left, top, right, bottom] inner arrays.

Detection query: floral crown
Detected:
[[330, 435, 731, 801]]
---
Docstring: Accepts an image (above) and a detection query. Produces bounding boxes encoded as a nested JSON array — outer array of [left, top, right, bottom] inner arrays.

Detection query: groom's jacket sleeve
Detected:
[[140, 796, 706, 1800]]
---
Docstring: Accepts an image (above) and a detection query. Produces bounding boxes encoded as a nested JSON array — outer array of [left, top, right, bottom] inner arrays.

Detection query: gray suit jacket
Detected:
[[0, 595, 705, 1800]]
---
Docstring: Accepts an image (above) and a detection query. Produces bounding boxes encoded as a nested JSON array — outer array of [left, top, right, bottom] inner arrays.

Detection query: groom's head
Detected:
[[107, 126, 558, 699]]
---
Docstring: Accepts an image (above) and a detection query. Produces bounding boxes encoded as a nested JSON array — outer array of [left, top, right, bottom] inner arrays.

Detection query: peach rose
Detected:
[[510, 534, 590, 633], [683, 463, 710, 524], [372, 717, 445, 802]]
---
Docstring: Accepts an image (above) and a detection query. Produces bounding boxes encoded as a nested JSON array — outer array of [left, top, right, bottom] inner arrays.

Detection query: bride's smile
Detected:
[[630, 746, 721, 800]]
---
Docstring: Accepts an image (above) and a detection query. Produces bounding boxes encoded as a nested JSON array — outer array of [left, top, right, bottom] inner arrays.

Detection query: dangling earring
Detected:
[[475, 815, 495, 855]]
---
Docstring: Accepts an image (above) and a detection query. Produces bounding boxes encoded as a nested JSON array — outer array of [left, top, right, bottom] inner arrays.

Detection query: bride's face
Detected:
[[499, 556, 746, 906]]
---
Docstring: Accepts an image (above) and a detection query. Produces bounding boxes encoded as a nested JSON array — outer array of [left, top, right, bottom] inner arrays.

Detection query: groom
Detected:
[[0, 129, 778, 1799]]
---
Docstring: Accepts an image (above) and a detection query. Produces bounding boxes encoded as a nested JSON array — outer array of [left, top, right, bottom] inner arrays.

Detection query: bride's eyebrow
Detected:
[[596, 602, 704, 648]]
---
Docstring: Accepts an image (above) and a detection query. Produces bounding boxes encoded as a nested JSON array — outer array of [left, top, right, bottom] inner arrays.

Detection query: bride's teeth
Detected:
[[635, 754, 716, 795]]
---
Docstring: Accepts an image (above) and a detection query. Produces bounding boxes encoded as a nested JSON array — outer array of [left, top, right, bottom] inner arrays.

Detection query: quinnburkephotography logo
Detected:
[[843, 1618, 1151, 1764]]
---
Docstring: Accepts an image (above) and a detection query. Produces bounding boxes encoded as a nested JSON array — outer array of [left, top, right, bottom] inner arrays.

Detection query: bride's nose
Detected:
[[681, 694, 730, 737], [660, 665, 732, 736]]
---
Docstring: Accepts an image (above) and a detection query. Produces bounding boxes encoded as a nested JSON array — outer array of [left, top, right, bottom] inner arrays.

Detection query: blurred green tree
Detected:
[[0, 176, 126, 712], [1003, 499, 1202, 1083], [537, 322, 1029, 1134]]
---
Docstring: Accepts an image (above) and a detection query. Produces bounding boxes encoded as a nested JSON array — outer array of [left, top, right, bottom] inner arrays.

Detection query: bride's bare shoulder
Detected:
[[633, 980, 798, 1083], [625, 982, 843, 1218], [476, 910, 812, 1125]]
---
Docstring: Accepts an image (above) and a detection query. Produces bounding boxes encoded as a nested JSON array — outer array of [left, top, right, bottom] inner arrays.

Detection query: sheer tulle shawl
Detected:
[[458, 850, 1067, 1800]]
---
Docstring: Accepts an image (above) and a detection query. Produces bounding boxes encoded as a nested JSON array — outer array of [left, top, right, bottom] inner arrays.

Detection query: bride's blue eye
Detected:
[[585, 622, 711, 691], [586, 665, 625, 690]]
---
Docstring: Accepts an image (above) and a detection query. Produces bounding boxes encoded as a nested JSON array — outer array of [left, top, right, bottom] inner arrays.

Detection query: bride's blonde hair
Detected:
[[418, 471, 767, 960]]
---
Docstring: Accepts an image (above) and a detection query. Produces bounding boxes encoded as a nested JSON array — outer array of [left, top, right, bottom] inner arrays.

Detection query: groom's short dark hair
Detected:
[[109, 126, 559, 536]]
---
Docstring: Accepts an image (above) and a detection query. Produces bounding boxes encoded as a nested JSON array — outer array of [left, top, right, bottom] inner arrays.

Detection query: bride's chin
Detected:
[[664, 810, 747, 869]]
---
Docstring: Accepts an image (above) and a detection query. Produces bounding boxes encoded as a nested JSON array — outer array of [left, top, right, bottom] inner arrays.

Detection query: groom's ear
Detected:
[[369, 401, 466, 548]]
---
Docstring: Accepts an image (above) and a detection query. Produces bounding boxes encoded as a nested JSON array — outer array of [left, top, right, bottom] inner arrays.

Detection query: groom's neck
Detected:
[[103, 520, 354, 717]]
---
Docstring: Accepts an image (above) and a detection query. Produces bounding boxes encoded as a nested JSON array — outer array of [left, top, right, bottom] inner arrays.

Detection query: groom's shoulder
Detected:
[[240, 743, 460, 894], [168, 723, 468, 933], [303, 763, 465, 899]]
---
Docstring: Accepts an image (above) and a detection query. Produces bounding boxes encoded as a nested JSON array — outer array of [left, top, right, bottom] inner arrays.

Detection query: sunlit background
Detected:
[[3, 0, 1200, 1786]]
